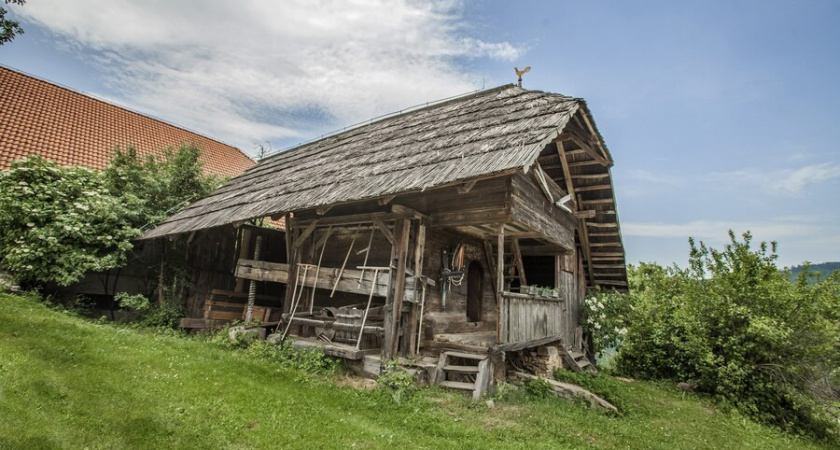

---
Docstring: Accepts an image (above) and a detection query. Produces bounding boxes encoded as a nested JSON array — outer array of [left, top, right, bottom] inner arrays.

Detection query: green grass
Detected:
[[0, 292, 833, 450]]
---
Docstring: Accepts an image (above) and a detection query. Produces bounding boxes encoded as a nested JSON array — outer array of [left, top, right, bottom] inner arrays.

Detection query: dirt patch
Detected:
[[334, 375, 377, 390]]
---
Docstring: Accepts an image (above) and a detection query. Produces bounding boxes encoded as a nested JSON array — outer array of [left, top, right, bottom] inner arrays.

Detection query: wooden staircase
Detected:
[[434, 351, 492, 401], [563, 348, 597, 373]]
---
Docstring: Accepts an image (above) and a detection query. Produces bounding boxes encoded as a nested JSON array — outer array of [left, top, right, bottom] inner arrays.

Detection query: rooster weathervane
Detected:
[[515, 66, 531, 87]]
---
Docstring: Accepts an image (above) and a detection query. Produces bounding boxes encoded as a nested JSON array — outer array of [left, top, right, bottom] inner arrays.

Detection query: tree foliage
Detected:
[[0, 145, 223, 290], [0, 0, 25, 45], [0, 156, 139, 286], [615, 231, 840, 439]]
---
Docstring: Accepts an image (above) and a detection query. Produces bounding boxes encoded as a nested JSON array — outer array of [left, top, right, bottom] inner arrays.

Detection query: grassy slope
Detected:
[[0, 293, 830, 450]]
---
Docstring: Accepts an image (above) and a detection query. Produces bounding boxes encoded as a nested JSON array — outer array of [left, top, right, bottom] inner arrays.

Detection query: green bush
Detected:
[[616, 231, 840, 440], [583, 288, 634, 359], [377, 359, 417, 403]]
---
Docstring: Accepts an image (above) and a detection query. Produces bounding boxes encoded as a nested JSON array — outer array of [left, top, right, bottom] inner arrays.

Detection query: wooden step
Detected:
[[444, 351, 487, 361], [439, 380, 476, 391], [568, 351, 585, 359], [443, 365, 480, 374]]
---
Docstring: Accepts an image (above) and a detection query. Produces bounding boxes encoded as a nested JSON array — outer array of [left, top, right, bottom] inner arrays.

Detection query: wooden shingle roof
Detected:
[[144, 85, 578, 237], [0, 65, 254, 178], [145, 84, 628, 289]]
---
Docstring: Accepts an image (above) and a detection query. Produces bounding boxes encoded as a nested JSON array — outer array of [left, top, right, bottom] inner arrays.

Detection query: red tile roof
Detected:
[[0, 65, 254, 177]]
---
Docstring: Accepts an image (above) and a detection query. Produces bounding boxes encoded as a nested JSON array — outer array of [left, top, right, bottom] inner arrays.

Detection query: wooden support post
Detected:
[[245, 235, 263, 322], [383, 218, 411, 360], [495, 224, 505, 344], [283, 213, 297, 315], [235, 228, 253, 292], [407, 223, 426, 356], [484, 241, 500, 305]]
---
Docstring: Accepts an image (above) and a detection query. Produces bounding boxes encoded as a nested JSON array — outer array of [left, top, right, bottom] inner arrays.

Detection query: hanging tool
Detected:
[[280, 263, 316, 343], [357, 227, 376, 286], [354, 266, 388, 351], [330, 224, 362, 297], [309, 226, 333, 314]]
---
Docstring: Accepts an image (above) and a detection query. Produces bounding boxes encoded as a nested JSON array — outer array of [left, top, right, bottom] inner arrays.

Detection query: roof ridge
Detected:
[[0, 64, 253, 163]]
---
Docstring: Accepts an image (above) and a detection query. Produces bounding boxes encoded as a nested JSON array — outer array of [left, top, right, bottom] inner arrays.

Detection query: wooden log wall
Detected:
[[184, 224, 286, 318], [509, 172, 576, 251]]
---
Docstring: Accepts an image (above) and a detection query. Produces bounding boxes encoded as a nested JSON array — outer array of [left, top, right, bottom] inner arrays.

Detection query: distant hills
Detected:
[[787, 261, 840, 282]]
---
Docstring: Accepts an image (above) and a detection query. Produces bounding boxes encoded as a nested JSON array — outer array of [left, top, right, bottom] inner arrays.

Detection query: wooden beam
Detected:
[[594, 280, 628, 286], [575, 184, 612, 192], [590, 252, 625, 257], [592, 264, 626, 269], [293, 220, 318, 249], [576, 195, 595, 287], [562, 132, 610, 167], [495, 223, 505, 344], [484, 240, 500, 306], [384, 218, 411, 359], [512, 238, 527, 287], [532, 164, 554, 203], [457, 180, 477, 194], [556, 139, 576, 206], [315, 205, 333, 215], [588, 232, 619, 237], [590, 242, 623, 247], [579, 109, 613, 166], [373, 217, 396, 246], [568, 160, 602, 168], [283, 213, 297, 315], [571, 173, 609, 180], [574, 210, 597, 219], [581, 198, 614, 205], [408, 223, 426, 356], [586, 222, 617, 228], [492, 335, 563, 353], [377, 195, 396, 206]]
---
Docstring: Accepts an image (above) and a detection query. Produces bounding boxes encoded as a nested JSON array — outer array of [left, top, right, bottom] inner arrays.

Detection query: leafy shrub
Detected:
[[208, 327, 337, 378], [115, 292, 184, 329], [522, 377, 553, 400], [377, 359, 417, 403], [616, 231, 840, 440], [0, 156, 140, 287], [583, 288, 634, 359]]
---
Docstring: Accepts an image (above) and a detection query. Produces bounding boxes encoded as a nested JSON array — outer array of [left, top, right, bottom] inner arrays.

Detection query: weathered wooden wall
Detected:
[[184, 224, 286, 318]]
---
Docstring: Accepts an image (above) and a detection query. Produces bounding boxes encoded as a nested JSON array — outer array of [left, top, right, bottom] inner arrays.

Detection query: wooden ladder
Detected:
[[484, 238, 527, 292], [563, 348, 597, 373], [434, 351, 491, 401]]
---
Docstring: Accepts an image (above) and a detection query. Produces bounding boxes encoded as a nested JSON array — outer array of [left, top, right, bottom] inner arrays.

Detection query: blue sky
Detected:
[[2, 0, 838, 268]]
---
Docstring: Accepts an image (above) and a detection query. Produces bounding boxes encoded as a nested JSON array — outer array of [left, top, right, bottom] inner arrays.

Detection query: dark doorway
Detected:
[[522, 255, 555, 288], [467, 261, 483, 322]]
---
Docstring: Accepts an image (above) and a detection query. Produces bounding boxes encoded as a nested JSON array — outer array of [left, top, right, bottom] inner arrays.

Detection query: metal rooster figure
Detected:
[[515, 66, 531, 87]]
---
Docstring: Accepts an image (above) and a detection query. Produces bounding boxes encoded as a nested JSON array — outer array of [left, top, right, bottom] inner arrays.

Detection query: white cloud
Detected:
[[626, 162, 840, 198], [622, 220, 822, 240], [19, 0, 522, 153]]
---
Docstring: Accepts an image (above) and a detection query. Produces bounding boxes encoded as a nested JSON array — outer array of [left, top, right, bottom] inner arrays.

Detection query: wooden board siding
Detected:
[[498, 294, 566, 344], [509, 172, 576, 250]]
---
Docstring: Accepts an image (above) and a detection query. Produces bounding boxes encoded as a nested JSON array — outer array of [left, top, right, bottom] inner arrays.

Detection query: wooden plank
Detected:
[[430, 207, 512, 228], [234, 227, 252, 292], [283, 214, 297, 314], [496, 223, 505, 344], [492, 335, 563, 353], [556, 139, 576, 206], [457, 180, 477, 194], [373, 217, 396, 246], [384, 218, 411, 359], [579, 108, 613, 167], [483, 240, 500, 306], [293, 220, 318, 249], [281, 316, 385, 335], [574, 210, 597, 219], [408, 223, 426, 356], [580, 198, 614, 205], [512, 238, 527, 287], [575, 184, 612, 192]]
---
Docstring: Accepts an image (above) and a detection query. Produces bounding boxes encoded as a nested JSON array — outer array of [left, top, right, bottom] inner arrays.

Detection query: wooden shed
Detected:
[[142, 84, 627, 396]]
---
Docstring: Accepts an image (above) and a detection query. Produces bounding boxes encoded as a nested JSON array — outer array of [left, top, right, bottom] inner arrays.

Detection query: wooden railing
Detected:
[[497, 292, 567, 346]]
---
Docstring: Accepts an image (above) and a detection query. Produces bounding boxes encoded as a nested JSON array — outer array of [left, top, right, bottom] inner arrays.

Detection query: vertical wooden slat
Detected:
[[283, 213, 297, 315], [407, 223, 426, 356], [383, 218, 411, 359]]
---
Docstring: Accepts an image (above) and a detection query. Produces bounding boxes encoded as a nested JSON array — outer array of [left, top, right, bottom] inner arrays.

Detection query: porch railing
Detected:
[[497, 291, 566, 346]]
